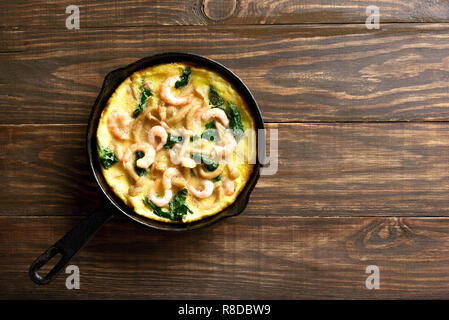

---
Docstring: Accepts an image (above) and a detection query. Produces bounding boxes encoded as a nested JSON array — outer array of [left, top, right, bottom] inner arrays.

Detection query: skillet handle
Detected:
[[29, 201, 115, 285]]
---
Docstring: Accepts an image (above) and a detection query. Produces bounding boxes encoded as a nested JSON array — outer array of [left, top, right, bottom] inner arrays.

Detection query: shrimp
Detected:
[[223, 130, 237, 152], [202, 108, 229, 127], [159, 76, 193, 106], [107, 110, 132, 140], [192, 185, 223, 210], [227, 164, 240, 179], [216, 123, 237, 156], [223, 178, 235, 196], [122, 142, 156, 168], [148, 168, 185, 207], [162, 167, 183, 189], [188, 179, 214, 199], [172, 141, 197, 168], [148, 125, 168, 151], [168, 129, 197, 168], [211, 127, 237, 161], [181, 157, 197, 168], [148, 187, 173, 207]]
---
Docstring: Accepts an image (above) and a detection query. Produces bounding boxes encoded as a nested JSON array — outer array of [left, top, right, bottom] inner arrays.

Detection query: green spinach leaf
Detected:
[[134, 151, 148, 176], [163, 133, 183, 149], [227, 101, 244, 142], [168, 188, 192, 218], [132, 85, 152, 118], [190, 135, 200, 142], [145, 198, 173, 220], [97, 142, 118, 169], [205, 121, 216, 130], [209, 85, 224, 107], [201, 121, 218, 142], [175, 67, 191, 89], [192, 153, 219, 172], [212, 175, 221, 182], [144, 188, 192, 221]]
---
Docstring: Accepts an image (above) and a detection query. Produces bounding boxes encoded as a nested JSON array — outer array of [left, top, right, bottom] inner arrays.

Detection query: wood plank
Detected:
[[2, 215, 449, 299], [2, 123, 449, 217], [3, 24, 449, 124], [3, 0, 449, 29], [0, 125, 101, 216]]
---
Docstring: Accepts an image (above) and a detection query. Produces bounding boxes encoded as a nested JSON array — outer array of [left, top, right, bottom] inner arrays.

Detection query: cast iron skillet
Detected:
[[29, 52, 265, 285]]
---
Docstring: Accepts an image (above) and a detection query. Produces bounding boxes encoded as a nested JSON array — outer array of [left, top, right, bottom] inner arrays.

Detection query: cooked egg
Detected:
[[97, 63, 256, 223]]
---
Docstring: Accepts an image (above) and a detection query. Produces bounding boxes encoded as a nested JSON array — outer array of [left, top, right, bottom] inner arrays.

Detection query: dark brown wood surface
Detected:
[[2, 1, 449, 299], [3, 0, 449, 27], [3, 216, 449, 299], [2, 123, 449, 217], [4, 24, 449, 123]]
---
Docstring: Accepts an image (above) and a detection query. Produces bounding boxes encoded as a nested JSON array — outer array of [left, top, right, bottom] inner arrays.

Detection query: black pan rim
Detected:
[[87, 52, 265, 231]]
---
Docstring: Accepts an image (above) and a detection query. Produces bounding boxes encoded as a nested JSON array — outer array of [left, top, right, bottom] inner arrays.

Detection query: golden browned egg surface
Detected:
[[97, 62, 256, 223]]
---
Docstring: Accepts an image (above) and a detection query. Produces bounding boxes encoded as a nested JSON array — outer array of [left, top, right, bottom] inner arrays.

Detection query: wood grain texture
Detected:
[[2, 215, 449, 299], [3, 0, 449, 29], [3, 24, 449, 124], [2, 123, 449, 217], [3, 0, 449, 301]]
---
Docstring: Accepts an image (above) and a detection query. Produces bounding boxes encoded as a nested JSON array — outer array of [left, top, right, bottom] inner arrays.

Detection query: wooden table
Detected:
[[2, 0, 449, 299]]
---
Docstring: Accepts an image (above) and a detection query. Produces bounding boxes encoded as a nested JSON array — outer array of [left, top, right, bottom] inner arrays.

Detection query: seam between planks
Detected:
[[3, 22, 449, 32], [2, 121, 449, 127], [3, 21, 449, 30], [4, 215, 449, 219]]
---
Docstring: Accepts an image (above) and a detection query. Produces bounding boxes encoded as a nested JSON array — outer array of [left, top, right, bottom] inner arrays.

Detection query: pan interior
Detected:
[[87, 53, 264, 231]]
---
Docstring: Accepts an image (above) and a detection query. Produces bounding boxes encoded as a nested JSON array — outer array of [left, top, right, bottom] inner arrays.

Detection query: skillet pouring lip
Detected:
[[87, 52, 265, 231]]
